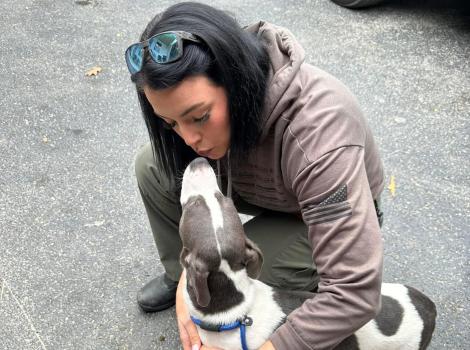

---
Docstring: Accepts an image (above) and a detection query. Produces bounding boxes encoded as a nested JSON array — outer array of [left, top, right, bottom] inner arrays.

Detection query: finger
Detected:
[[184, 319, 201, 350], [177, 319, 192, 350], [201, 345, 223, 350]]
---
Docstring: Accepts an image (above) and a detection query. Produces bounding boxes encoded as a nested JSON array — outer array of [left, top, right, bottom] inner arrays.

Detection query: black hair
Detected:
[[130, 1, 270, 178]]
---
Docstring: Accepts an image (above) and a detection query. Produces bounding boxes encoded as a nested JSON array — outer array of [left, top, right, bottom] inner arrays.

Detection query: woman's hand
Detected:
[[258, 340, 276, 349], [176, 271, 223, 350], [176, 271, 201, 350]]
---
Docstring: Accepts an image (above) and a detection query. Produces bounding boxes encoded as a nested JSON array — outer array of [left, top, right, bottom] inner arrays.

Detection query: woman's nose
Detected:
[[179, 125, 202, 149]]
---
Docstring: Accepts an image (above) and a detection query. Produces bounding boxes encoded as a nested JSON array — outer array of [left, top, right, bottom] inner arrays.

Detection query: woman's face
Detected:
[[144, 75, 230, 160]]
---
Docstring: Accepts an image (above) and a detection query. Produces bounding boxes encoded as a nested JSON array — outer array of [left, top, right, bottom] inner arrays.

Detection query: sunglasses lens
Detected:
[[125, 43, 144, 74], [148, 33, 181, 63]]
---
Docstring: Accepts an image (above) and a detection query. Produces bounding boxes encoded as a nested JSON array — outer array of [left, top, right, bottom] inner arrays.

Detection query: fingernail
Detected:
[[192, 345, 199, 350]]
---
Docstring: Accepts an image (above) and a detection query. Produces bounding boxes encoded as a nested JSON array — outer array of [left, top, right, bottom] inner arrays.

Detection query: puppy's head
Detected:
[[179, 158, 263, 309]]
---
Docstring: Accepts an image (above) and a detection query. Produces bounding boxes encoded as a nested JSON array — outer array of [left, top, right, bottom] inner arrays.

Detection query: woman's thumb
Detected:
[[185, 319, 201, 350], [188, 326, 201, 350]]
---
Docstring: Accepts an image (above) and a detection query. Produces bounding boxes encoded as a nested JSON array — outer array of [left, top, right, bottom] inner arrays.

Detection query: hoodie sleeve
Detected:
[[270, 145, 383, 350], [268, 70, 384, 350]]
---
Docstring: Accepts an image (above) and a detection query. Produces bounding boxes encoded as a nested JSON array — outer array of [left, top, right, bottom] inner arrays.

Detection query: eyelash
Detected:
[[163, 120, 177, 130], [194, 112, 210, 124], [162, 112, 210, 130]]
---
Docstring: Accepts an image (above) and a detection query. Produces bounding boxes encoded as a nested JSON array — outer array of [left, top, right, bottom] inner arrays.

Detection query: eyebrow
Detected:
[[157, 102, 206, 120], [180, 102, 205, 117]]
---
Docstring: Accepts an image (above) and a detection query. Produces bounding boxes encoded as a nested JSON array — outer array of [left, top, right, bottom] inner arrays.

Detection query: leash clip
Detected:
[[241, 316, 253, 327]]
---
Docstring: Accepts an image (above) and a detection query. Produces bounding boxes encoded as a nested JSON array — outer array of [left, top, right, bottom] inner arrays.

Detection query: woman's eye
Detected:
[[194, 113, 210, 124], [162, 120, 177, 129]]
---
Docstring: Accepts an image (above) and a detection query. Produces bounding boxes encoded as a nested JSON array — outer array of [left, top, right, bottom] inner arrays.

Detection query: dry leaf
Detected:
[[84, 220, 105, 227], [75, 0, 93, 5], [86, 66, 102, 76], [388, 175, 396, 197]]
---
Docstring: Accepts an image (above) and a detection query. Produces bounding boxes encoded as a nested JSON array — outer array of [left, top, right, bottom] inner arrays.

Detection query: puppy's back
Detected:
[[404, 285, 437, 350], [271, 283, 436, 350], [272, 288, 315, 322]]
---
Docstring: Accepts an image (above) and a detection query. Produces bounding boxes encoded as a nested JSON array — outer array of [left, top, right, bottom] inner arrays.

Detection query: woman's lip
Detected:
[[197, 148, 212, 157]]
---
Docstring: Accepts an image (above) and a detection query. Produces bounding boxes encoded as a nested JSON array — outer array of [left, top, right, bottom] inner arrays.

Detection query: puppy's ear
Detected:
[[184, 252, 211, 307], [180, 247, 191, 268], [244, 238, 264, 279]]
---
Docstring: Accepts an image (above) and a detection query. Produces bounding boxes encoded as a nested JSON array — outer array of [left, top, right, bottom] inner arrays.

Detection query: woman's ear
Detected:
[[244, 238, 264, 279]]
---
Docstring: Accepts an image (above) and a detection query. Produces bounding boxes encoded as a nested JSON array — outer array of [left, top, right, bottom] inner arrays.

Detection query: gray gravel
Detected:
[[1, 0, 469, 349]]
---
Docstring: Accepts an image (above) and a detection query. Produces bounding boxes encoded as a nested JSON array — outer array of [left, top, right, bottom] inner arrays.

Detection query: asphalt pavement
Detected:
[[0, 0, 469, 349]]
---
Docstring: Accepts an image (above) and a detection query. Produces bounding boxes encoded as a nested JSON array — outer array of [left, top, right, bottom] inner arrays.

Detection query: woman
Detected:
[[126, 2, 384, 350]]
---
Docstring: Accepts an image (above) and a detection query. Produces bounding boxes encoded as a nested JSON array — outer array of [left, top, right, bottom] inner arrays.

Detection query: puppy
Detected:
[[179, 157, 436, 350]]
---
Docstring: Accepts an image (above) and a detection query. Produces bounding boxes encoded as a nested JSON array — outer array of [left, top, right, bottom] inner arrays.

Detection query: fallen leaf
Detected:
[[75, 0, 93, 5], [388, 175, 396, 197], [84, 220, 105, 227], [86, 66, 102, 76]]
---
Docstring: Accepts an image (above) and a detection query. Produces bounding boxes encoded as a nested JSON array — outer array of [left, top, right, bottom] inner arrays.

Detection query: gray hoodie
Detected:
[[230, 22, 385, 349]]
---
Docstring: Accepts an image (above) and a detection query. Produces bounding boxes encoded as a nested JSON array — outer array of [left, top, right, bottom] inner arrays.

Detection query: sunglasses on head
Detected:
[[125, 31, 201, 75]]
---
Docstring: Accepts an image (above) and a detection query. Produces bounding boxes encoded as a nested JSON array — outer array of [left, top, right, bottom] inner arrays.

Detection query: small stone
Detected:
[[394, 117, 407, 124]]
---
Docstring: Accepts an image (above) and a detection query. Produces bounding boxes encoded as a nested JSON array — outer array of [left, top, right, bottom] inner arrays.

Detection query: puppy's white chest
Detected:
[[199, 323, 273, 350], [199, 328, 246, 350], [196, 281, 285, 350]]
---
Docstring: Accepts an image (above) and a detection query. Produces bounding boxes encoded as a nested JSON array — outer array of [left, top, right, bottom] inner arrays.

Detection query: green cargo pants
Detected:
[[135, 143, 319, 291]]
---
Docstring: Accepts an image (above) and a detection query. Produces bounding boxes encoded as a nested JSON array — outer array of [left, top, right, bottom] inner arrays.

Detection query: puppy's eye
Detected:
[[232, 261, 245, 270], [233, 263, 245, 272]]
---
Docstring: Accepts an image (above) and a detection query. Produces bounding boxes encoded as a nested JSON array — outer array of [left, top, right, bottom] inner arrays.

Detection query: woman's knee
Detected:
[[135, 143, 155, 190], [134, 143, 175, 196]]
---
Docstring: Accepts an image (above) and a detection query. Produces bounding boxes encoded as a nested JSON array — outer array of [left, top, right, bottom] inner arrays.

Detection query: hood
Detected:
[[245, 21, 305, 141], [216, 22, 304, 197], [217, 151, 232, 198]]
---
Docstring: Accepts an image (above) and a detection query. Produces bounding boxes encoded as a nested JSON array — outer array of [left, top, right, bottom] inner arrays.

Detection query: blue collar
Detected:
[[190, 315, 253, 350]]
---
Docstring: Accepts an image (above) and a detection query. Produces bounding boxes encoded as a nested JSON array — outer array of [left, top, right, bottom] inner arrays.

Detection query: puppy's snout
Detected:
[[181, 157, 220, 205], [189, 157, 211, 171], [186, 158, 216, 183]]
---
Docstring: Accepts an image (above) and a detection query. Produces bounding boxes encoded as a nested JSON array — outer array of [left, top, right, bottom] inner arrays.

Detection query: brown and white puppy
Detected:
[[179, 157, 436, 350]]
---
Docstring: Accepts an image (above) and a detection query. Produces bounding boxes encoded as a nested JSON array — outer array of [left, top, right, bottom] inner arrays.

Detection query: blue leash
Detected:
[[191, 315, 253, 350]]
